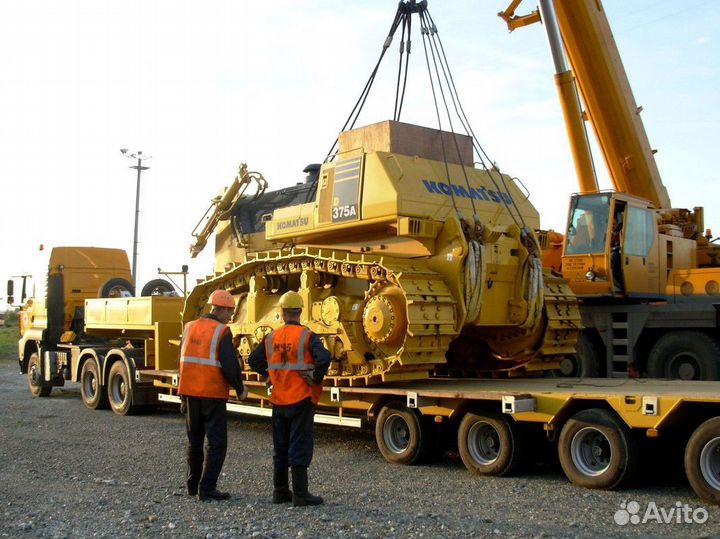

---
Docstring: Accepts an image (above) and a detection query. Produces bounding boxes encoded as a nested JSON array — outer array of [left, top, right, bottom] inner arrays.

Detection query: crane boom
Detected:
[[552, 0, 671, 209], [501, 0, 671, 209]]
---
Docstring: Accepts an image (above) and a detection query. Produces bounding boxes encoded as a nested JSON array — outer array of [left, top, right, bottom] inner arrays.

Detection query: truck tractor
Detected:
[[8, 246, 179, 412]]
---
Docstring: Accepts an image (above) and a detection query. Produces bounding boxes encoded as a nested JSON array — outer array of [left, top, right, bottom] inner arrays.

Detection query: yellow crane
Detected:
[[500, 0, 720, 380]]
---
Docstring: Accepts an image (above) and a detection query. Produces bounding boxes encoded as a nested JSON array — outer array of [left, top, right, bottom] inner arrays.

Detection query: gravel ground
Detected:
[[1, 363, 719, 539]]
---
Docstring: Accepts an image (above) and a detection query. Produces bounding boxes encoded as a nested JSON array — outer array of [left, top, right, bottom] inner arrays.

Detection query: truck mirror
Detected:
[[6, 279, 13, 296]]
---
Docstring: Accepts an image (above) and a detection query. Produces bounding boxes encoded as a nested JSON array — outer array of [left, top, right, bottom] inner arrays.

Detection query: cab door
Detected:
[[621, 204, 661, 297]]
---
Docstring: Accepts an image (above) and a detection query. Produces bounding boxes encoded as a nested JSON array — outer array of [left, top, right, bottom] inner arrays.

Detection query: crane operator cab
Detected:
[[561, 191, 696, 300]]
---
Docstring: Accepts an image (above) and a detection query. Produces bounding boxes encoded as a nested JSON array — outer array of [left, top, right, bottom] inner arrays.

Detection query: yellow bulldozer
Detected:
[[186, 119, 579, 385], [184, 1, 581, 386]]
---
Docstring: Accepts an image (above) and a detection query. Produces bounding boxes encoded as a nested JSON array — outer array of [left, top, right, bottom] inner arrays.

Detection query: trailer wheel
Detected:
[[27, 353, 52, 397], [685, 417, 720, 505], [458, 411, 525, 476], [647, 331, 720, 381], [375, 401, 434, 465], [558, 408, 636, 490], [99, 278, 135, 299], [107, 361, 137, 416], [140, 278, 177, 297], [80, 359, 108, 410]]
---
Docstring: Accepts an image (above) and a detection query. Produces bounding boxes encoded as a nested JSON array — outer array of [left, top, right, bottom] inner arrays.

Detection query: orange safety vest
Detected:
[[266, 324, 322, 405], [178, 317, 230, 400]]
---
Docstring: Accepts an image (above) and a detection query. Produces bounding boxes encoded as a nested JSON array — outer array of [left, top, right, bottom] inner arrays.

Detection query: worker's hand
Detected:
[[300, 371, 313, 386], [238, 386, 249, 401], [180, 396, 187, 414]]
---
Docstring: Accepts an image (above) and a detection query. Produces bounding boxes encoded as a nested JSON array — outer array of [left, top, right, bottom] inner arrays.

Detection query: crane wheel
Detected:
[[647, 331, 720, 381]]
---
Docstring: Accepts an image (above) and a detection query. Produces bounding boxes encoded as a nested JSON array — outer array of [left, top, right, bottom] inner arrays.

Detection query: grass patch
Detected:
[[0, 326, 18, 364]]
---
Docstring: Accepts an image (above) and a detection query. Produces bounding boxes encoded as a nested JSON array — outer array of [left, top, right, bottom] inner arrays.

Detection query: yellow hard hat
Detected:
[[278, 290, 303, 310], [208, 289, 236, 308]]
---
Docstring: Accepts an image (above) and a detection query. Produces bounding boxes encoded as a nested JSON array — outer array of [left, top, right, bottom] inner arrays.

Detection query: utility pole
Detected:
[[120, 149, 151, 293]]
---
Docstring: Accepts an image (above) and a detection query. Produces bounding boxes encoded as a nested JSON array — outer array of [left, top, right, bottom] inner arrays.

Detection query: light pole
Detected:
[[120, 148, 151, 293]]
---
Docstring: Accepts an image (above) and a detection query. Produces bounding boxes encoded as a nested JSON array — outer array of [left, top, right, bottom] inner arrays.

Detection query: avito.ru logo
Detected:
[[614, 500, 709, 525]]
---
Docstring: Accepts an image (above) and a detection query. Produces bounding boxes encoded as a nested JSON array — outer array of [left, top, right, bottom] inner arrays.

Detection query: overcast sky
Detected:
[[2, 0, 718, 300]]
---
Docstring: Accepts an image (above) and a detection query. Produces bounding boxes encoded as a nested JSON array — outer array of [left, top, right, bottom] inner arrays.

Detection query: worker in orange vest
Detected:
[[178, 289, 248, 501], [248, 290, 331, 506]]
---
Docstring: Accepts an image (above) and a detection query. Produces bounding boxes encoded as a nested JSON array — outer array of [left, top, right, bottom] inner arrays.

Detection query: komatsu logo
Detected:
[[422, 179, 513, 204], [276, 217, 309, 230]]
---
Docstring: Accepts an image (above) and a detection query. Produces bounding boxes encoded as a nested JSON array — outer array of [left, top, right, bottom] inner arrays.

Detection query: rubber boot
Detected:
[[273, 467, 293, 504], [291, 466, 323, 507]]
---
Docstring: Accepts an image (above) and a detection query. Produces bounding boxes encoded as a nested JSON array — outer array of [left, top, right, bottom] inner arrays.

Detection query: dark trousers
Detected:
[[184, 397, 228, 493], [611, 246, 625, 293], [272, 399, 315, 468]]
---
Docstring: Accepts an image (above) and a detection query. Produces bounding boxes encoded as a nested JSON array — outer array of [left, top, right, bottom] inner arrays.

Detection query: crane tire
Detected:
[[647, 331, 720, 381]]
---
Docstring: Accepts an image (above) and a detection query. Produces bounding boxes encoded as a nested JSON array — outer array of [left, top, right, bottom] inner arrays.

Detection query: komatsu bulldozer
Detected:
[[185, 120, 580, 386]]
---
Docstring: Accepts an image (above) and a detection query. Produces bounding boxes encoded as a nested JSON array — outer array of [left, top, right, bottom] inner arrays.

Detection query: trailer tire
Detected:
[[647, 331, 720, 381], [684, 417, 720, 505], [559, 408, 636, 490], [140, 278, 177, 296], [107, 361, 138, 416], [99, 278, 135, 299], [80, 359, 108, 410], [27, 352, 52, 397], [375, 401, 434, 465], [458, 411, 525, 476]]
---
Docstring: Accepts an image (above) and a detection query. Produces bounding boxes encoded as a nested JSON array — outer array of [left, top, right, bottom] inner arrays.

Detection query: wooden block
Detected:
[[338, 120, 473, 166]]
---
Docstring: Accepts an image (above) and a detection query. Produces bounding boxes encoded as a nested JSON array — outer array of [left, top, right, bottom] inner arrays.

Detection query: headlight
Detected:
[[585, 271, 596, 281]]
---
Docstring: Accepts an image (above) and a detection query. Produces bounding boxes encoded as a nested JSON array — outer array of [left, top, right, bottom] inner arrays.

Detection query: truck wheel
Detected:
[[558, 408, 636, 490], [80, 359, 108, 410], [559, 333, 600, 378], [27, 353, 52, 397], [684, 417, 720, 505], [458, 411, 525, 476], [647, 331, 720, 380], [107, 361, 137, 416], [140, 278, 177, 296], [375, 401, 434, 465], [99, 278, 135, 299]]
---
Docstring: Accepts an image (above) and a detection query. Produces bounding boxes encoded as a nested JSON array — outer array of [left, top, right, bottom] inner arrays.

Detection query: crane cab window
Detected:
[[623, 206, 655, 257], [565, 194, 611, 255]]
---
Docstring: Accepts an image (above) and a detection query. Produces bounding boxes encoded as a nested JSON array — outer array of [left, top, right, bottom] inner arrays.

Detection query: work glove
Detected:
[[238, 386, 249, 401], [300, 371, 314, 386], [180, 396, 187, 414]]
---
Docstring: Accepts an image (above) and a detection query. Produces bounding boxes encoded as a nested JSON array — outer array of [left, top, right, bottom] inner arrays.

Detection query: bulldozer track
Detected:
[[186, 249, 580, 386]]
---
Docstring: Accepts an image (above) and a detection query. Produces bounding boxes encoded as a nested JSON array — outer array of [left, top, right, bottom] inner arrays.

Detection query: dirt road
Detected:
[[0, 363, 718, 538]]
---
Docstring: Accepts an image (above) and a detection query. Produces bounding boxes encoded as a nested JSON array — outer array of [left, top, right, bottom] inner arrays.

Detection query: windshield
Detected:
[[565, 194, 611, 255]]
